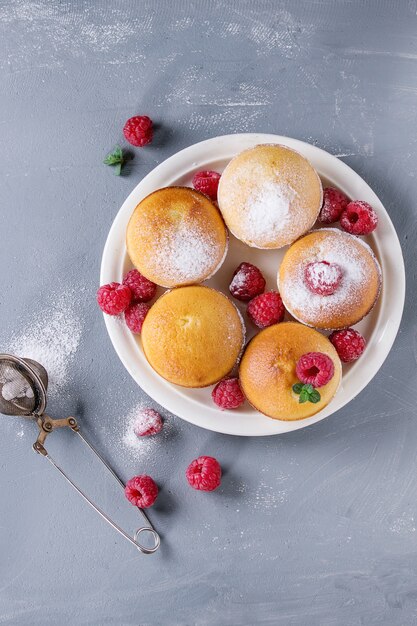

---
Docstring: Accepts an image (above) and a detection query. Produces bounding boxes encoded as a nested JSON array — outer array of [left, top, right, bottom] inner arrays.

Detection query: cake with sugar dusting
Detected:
[[217, 144, 323, 249], [239, 322, 342, 420], [126, 187, 228, 288], [141, 286, 245, 388], [278, 229, 382, 330]]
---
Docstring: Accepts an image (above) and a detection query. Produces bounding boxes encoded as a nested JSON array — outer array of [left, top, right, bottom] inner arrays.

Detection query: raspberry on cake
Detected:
[[239, 322, 342, 420], [186, 456, 222, 491], [278, 229, 382, 330], [304, 261, 343, 296], [295, 352, 334, 387], [318, 187, 349, 224], [229, 262, 266, 302]]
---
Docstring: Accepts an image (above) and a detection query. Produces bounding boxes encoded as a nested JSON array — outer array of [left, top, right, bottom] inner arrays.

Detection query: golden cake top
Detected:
[[217, 144, 323, 249], [126, 186, 228, 288], [141, 286, 245, 388]]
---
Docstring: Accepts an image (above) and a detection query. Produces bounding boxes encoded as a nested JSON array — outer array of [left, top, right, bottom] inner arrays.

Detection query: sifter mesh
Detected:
[[0, 355, 48, 416]]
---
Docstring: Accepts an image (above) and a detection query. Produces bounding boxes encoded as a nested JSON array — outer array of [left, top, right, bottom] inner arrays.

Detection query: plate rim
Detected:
[[100, 133, 406, 437]]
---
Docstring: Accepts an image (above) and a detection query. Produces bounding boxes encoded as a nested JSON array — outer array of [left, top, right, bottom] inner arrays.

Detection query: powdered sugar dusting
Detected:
[[241, 180, 296, 246], [144, 220, 224, 287], [306, 262, 341, 290], [118, 402, 176, 464], [7, 289, 83, 398], [279, 229, 381, 328], [218, 144, 323, 248]]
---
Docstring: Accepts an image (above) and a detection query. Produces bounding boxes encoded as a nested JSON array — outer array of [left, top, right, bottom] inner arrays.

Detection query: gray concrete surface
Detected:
[[0, 1, 416, 624]]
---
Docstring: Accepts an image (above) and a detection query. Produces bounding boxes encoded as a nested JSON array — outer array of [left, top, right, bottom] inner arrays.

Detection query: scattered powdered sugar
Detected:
[[254, 481, 289, 509], [118, 402, 175, 463], [279, 229, 381, 327], [147, 221, 223, 286], [241, 180, 297, 247], [7, 289, 83, 398]]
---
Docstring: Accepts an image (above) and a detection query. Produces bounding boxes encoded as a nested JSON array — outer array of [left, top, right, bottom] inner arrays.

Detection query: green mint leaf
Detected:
[[299, 390, 309, 403], [309, 389, 321, 403], [103, 146, 124, 166], [113, 162, 122, 176], [292, 383, 303, 394], [113, 146, 123, 159], [303, 384, 314, 394]]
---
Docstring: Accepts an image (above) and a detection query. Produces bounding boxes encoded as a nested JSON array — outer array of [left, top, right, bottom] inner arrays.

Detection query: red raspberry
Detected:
[[186, 456, 221, 492], [123, 115, 153, 147], [134, 408, 163, 436], [125, 302, 150, 334], [212, 377, 245, 410], [125, 475, 158, 508], [192, 170, 221, 200], [296, 352, 335, 387], [123, 269, 156, 303], [304, 261, 343, 296], [329, 328, 366, 363], [247, 291, 285, 328], [133, 408, 163, 436], [340, 201, 378, 235], [97, 282, 131, 315], [229, 262, 266, 302], [318, 187, 349, 224]]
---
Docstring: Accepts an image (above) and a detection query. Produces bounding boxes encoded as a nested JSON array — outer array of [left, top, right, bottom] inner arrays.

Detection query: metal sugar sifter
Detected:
[[0, 353, 160, 554]]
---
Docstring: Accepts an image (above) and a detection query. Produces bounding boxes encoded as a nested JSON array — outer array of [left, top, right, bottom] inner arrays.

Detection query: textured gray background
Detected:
[[0, 1, 416, 624]]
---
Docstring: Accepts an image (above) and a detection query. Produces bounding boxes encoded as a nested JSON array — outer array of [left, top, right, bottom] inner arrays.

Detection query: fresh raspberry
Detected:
[[123, 269, 157, 303], [123, 115, 153, 147], [304, 261, 343, 296], [133, 408, 163, 437], [186, 456, 221, 492], [125, 302, 150, 334], [229, 262, 266, 302], [318, 187, 349, 224], [125, 475, 158, 508], [340, 201, 378, 235], [192, 170, 221, 200], [97, 282, 131, 315], [329, 328, 366, 363], [247, 291, 285, 328], [212, 377, 245, 410], [296, 352, 335, 387]]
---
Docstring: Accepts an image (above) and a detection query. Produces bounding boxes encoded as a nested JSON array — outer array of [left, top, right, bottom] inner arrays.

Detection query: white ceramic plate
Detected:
[[100, 133, 405, 436]]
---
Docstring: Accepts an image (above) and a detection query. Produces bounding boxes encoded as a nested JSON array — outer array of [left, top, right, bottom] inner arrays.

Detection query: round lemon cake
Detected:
[[278, 228, 382, 330], [239, 322, 342, 420], [217, 144, 323, 248], [126, 186, 228, 288], [141, 286, 245, 388]]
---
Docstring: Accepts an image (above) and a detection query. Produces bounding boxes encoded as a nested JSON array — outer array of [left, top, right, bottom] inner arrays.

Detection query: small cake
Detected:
[[239, 322, 342, 420], [217, 144, 323, 248], [278, 228, 382, 330], [141, 286, 245, 388], [126, 187, 228, 288]]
